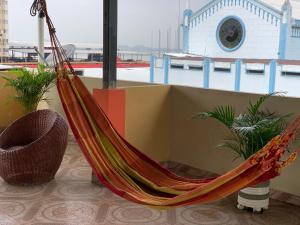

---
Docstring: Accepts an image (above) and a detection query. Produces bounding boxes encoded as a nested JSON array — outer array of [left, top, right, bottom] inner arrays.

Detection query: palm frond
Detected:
[[218, 135, 248, 159], [2, 66, 56, 113], [247, 92, 286, 117], [194, 105, 235, 128], [196, 92, 291, 160]]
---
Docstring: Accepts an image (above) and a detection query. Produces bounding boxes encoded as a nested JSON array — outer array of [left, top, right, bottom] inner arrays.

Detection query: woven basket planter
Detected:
[[0, 109, 68, 185], [237, 181, 270, 213]]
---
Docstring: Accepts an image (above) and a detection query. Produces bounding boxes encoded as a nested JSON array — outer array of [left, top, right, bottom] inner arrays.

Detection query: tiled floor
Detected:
[[0, 139, 300, 225]]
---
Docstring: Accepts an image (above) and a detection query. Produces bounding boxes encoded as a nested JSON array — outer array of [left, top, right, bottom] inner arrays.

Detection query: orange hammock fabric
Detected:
[[31, 0, 300, 207], [57, 75, 300, 207]]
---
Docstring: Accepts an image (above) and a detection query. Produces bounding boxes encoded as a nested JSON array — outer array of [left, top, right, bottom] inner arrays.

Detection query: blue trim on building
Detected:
[[269, 60, 277, 93], [216, 16, 246, 52], [163, 55, 170, 84], [203, 58, 210, 88], [150, 55, 155, 83], [278, 23, 287, 59], [183, 9, 193, 53], [235, 59, 242, 91], [295, 20, 300, 25]]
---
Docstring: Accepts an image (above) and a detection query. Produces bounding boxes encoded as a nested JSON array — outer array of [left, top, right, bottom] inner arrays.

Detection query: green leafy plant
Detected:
[[194, 93, 291, 160], [2, 65, 56, 113]]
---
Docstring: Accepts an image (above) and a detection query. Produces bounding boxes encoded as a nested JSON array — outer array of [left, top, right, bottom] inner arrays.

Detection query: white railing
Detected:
[[149, 55, 300, 97]]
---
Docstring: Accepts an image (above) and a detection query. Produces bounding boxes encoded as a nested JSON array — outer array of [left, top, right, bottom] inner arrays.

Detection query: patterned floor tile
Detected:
[[0, 182, 45, 200], [34, 200, 99, 224], [0, 209, 21, 225], [46, 181, 105, 201], [0, 140, 299, 225], [103, 202, 168, 225]]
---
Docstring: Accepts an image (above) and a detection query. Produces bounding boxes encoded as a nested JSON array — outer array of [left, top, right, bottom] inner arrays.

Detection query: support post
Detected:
[[103, 0, 118, 88], [269, 60, 277, 94], [278, 24, 287, 59], [150, 55, 155, 83], [38, 11, 45, 64], [278, 1, 291, 59], [235, 59, 242, 92], [93, 0, 118, 186], [163, 55, 170, 84], [203, 58, 210, 89]]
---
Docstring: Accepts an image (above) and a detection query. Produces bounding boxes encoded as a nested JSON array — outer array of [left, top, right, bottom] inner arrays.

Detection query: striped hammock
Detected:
[[32, 0, 300, 207]]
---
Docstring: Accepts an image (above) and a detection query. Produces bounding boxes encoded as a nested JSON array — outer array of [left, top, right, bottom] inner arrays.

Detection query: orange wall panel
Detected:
[[93, 88, 126, 137]]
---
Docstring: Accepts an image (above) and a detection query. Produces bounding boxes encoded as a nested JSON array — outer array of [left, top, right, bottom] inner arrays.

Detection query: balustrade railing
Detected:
[[149, 54, 300, 97]]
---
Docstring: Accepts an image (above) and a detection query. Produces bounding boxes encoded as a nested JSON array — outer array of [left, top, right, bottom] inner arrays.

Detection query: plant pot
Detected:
[[237, 181, 270, 213]]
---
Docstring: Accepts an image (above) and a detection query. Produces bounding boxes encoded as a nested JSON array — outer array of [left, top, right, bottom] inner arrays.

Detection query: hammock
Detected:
[[30, 0, 300, 207]]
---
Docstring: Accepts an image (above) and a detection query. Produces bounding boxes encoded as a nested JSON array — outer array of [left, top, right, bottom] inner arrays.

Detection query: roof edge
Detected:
[[190, 0, 282, 20]]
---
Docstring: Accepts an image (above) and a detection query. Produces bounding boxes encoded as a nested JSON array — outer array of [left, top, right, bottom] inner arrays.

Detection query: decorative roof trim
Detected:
[[190, 0, 282, 28], [291, 26, 300, 37]]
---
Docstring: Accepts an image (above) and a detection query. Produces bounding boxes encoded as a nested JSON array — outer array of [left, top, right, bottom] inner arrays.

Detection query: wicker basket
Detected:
[[0, 109, 68, 185]]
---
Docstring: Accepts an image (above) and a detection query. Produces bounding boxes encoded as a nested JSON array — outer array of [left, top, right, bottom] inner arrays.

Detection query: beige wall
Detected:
[[47, 76, 150, 119], [121, 85, 300, 196], [125, 85, 171, 161], [0, 75, 148, 129], [0, 72, 25, 131], [170, 86, 300, 196], [46, 76, 171, 161]]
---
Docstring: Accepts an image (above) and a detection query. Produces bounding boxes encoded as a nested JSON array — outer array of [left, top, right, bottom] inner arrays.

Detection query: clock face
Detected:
[[218, 18, 244, 51]]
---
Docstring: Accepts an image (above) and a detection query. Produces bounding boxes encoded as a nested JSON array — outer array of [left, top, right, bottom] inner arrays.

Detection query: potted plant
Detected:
[[2, 65, 56, 114], [195, 93, 290, 213]]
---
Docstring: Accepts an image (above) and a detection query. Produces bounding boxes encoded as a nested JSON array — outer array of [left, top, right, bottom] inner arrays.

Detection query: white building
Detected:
[[0, 0, 8, 61], [182, 0, 300, 60]]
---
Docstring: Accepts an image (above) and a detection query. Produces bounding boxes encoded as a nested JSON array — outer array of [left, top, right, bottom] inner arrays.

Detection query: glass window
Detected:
[[217, 17, 245, 51]]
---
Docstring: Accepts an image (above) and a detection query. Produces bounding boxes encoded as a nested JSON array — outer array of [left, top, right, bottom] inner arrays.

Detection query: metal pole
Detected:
[[38, 11, 45, 64], [150, 55, 155, 83], [158, 30, 161, 58], [103, 0, 118, 89], [178, 0, 181, 51], [151, 31, 153, 53], [92, 0, 118, 185], [167, 28, 171, 51]]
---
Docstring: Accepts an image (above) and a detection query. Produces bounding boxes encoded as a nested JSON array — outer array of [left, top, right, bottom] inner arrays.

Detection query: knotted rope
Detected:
[[30, 0, 75, 77]]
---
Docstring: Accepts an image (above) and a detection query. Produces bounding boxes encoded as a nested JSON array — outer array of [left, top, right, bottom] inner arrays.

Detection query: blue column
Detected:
[[278, 23, 287, 59], [269, 60, 277, 94], [182, 26, 189, 53], [150, 55, 155, 83], [235, 59, 242, 91], [203, 58, 210, 88], [163, 55, 170, 84], [182, 9, 193, 53]]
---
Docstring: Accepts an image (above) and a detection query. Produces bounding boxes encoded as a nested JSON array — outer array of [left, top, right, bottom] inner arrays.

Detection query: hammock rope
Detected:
[[30, 0, 76, 77], [30, 0, 300, 207]]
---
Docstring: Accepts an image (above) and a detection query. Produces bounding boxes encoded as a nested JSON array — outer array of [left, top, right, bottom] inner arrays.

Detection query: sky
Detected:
[[8, 0, 207, 48]]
